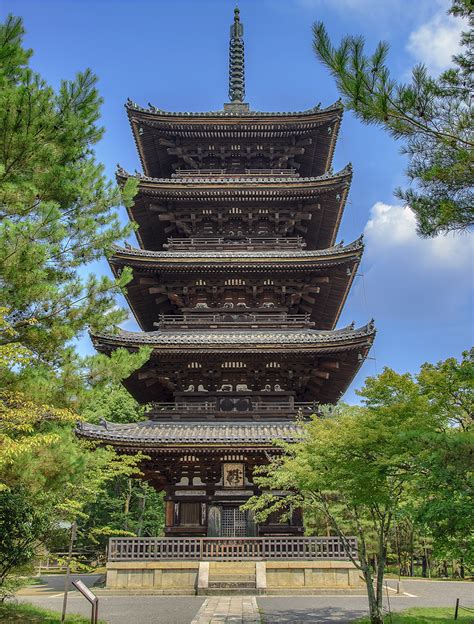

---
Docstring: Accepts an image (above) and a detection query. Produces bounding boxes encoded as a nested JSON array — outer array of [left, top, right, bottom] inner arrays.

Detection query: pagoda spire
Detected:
[[228, 7, 245, 103]]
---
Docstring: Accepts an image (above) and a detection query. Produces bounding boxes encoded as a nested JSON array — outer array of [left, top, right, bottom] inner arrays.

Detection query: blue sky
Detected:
[[3, 0, 472, 403]]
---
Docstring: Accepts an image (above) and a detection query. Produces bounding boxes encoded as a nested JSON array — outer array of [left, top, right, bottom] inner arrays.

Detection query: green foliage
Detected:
[[0, 14, 139, 360], [245, 354, 473, 624], [78, 476, 165, 555], [312, 2, 473, 237], [0, 14, 155, 595], [81, 383, 146, 424], [0, 487, 52, 586], [0, 602, 106, 622]]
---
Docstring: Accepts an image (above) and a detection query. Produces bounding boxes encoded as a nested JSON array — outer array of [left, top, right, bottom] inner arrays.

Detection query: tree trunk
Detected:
[[362, 564, 384, 624], [123, 479, 132, 531], [136, 490, 147, 537], [409, 527, 415, 577], [421, 555, 427, 578]]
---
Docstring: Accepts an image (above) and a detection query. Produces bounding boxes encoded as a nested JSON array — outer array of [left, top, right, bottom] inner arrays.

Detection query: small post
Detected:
[[454, 598, 459, 620]]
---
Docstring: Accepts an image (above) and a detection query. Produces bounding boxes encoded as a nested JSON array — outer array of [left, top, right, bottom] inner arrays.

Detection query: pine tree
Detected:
[[313, 0, 473, 237], [0, 15, 138, 360]]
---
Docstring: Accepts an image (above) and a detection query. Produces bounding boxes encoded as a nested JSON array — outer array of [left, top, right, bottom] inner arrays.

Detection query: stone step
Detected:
[[208, 580, 256, 589], [209, 566, 255, 573], [209, 573, 256, 582], [199, 587, 263, 596]]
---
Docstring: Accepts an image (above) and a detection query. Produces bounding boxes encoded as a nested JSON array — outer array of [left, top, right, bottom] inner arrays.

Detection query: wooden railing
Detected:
[[108, 537, 357, 562], [173, 169, 298, 178], [164, 236, 305, 250], [148, 400, 317, 417], [155, 312, 313, 330]]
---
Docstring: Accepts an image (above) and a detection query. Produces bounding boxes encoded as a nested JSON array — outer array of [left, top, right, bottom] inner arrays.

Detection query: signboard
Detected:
[[223, 463, 245, 488], [71, 580, 98, 624]]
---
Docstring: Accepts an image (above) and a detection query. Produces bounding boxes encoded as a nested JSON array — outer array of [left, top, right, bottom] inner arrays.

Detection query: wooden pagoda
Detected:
[[78, 8, 375, 539]]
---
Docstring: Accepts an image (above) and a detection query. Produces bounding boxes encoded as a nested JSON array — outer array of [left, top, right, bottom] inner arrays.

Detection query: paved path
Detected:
[[258, 580, 474, 623], [15, 576, 474, 623], [191, 596, 260, 624]]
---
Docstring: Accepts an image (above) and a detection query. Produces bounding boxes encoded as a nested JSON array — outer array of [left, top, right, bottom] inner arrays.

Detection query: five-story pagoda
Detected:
[[78, 9, 375, 538]]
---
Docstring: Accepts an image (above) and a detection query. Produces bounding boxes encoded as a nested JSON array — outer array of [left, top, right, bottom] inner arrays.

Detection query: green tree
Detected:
[[0, 14, 138, 360], [414, 350, 473, 563], [78, 477, 165, 557], [313, 0, 473, 236], [245, 357, 473, 624]]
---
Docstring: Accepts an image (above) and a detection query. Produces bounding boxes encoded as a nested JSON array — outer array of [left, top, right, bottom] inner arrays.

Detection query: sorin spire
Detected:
[[228, 7, 245, 102]]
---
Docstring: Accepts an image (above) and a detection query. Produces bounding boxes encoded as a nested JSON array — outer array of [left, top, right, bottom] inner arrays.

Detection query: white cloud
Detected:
[[407, 7, 465, 73], [364, 202, 474, 270]]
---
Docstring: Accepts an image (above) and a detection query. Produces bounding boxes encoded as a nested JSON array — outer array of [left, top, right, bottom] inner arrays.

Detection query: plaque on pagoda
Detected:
[[223, 463, 245, 488]]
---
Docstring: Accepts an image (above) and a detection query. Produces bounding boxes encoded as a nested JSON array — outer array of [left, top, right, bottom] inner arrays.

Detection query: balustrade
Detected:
[[155, 312, 313, 330], [148, 400, 317, 417], [108, 536, 357, 561], [164, 236, 306, 250]]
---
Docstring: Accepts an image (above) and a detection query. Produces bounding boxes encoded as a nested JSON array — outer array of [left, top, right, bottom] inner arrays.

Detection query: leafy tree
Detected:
[[0, 14, 138, 360], [80, 383, 146, 424], [413, 350, 473, 563], [0, 487, 52, 590], [78, 477, 165, 557], [313, 0, 473, 236], [245, 357, 473, 624]]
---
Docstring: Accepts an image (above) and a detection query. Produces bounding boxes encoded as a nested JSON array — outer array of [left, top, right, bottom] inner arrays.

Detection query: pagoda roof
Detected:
[[91, 321, 375, 353], [126, 100, 343, 179], [111, 237, 362, 266], [109, 239, 362, 331], [90, 322, 375, 404], [76, 419, 303, 448], [126, 98, 342, 119], [117, 164, 351, 190], [119, 166, 352, 251]]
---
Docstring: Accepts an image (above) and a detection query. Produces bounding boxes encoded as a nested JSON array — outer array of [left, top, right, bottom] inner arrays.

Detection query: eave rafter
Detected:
[[125, 101, 343, 178]]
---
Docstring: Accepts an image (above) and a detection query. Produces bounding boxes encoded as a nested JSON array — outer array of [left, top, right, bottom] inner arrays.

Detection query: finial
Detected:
[[229, 6, 245, 103]]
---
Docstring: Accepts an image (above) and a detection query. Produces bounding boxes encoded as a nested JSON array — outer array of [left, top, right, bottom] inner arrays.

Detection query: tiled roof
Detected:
[[76, 419, 303, 446], [91, 321, 375, 349], [125, 98, 343, 118], [110, 238, 363, 261], [116, 164, 352, 186]]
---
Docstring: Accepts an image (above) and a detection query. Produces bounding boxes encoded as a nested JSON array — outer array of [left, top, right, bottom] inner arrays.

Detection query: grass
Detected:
[[0, 602, 106, 623], [356, 606, 473, 623]]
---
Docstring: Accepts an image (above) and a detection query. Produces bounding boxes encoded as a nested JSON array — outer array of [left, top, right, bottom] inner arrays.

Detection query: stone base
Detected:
[[106, 560, 364, 594], [106, 561, 199, 593]]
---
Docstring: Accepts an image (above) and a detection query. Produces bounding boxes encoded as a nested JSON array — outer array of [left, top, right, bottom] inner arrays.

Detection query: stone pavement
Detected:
[[191, 596, 260, 624]]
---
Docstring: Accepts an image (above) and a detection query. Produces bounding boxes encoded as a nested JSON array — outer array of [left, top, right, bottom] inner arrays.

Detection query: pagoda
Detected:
[[78, 8, 375, 539]]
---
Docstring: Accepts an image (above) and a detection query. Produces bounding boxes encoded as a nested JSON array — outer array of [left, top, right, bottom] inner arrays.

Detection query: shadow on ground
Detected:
[[260, 606, 367, 623]]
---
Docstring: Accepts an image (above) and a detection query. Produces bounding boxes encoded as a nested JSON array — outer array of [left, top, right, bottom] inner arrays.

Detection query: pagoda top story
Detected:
[[125, 9, 343, 180]]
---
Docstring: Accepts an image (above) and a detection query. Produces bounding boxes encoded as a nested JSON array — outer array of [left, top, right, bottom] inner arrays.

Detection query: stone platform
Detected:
[[106, 560, 364, 595]]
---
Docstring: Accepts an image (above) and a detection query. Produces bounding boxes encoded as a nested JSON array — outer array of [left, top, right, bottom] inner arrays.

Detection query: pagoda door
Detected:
[[221, 507, 247, 537]]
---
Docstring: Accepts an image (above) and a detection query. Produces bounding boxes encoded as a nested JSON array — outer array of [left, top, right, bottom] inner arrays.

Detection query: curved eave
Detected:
[[109, 239, 363, 270], [117, 166, 352, 193], [76, 420, 303, 448], [125, 99, 342, 122], [126, 101, 343, 178], [90, 323, 375, 354], [119, 167, 352, 251]]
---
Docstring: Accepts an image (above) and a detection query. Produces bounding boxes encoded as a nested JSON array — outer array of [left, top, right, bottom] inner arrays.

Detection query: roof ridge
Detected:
[[124, 97, 343, 117], [115, 164, 352, 185], [110, 237, 363, 258]]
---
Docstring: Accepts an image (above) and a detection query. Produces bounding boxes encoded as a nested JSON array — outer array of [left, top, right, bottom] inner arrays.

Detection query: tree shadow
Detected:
[[260, 605, 368, 623]]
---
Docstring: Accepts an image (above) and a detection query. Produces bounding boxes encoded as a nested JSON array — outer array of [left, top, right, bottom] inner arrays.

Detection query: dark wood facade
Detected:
[[78, 9, 375, 538]]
